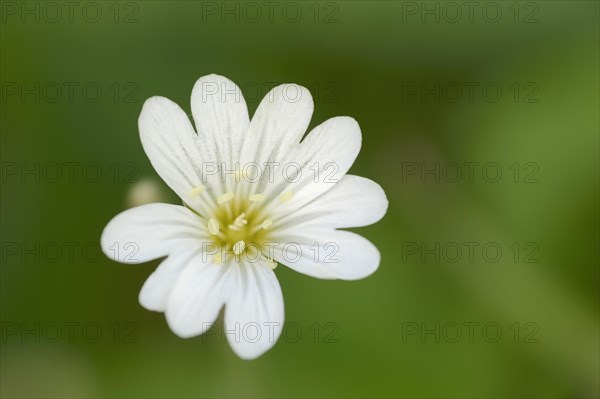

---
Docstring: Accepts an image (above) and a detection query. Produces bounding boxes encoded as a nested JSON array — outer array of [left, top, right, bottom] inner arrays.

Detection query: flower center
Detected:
[[190, 187, 287, 268]]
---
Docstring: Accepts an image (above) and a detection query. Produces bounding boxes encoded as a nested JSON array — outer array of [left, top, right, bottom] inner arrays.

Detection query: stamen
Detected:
[[233, 240, 246, 255], [228, 212, 248, 231], [208, 218, 220, 235], [217, 192, 234, 204], [261, 218, 273, 229], [279, 190, 294, 203], [189, 185, 206, 197], [205, 189, 278, 266], [249, 193, 266, 202]]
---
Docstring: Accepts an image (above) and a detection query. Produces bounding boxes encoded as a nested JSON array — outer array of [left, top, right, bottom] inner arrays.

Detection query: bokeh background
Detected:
[[1, 1, 598, 398]]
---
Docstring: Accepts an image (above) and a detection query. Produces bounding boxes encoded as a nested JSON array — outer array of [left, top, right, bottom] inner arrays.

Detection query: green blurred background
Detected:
[[1, 1, 598, 397]]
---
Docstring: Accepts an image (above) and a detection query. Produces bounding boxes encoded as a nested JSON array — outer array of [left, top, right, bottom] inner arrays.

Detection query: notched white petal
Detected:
[[276, 175, 388, 230], [240, 83, 314, 167], [137, 96, 220, 213], [165, 262, 232, 338], [191, 74, 250, 167], [224, 262, 284, 359], [272, 229, 381, 280], [100, 203, 203, 264], [139, 250, 198, 312]]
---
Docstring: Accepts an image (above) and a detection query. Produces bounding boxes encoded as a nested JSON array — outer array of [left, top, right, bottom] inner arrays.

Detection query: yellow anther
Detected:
[[208, 218, 220, 235], [213, 252, 222, 264], [267, 258, 278, 270], [249, 193, 266, 202], [189, 185, 206, 197], [261, 218, 273, 229], [279, 190, 294, 203], [217, 192, 234, 204], [228, 213, 248, 231], [233, 240, 245, 255]]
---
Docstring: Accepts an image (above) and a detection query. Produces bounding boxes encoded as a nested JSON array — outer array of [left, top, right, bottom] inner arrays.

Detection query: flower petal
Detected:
[[139, 249, 199, 312], [166, 261, 234, 338], [138, 97, 207, 207], [274, 175, 388, 230], [240, 83, 313, 169], [261, 116, 362, 216], [270, 228, 380, 280], [191, 74, 250, 193], [224, 261, 284, 360], [101, 203, 205, 263]]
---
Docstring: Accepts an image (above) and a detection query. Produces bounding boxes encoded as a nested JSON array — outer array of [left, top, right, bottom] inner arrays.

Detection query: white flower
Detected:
[[101, 74, 388, 359]]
